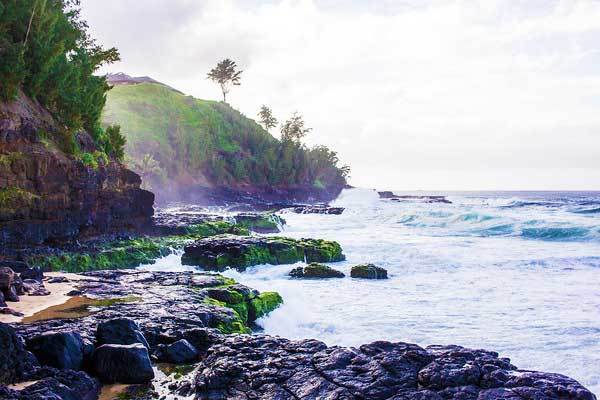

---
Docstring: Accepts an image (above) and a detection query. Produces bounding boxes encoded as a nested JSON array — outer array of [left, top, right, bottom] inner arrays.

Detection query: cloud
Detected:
[[81, 0, 600, 189]]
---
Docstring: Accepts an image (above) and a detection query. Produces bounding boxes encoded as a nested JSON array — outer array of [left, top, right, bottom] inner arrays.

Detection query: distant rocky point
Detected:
[[378, 191, 452, 204], [106, 72, 183, 94]]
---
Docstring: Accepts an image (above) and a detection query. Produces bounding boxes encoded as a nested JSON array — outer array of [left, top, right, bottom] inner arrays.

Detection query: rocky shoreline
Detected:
[[0, 205, 596, 399], [0, 267, 596, 400]]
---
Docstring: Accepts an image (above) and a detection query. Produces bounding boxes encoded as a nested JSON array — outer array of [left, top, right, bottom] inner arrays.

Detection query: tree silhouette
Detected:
[[207, 59, 243, 103], [257, 105, 278, 132], [281, 112, 311, 143]]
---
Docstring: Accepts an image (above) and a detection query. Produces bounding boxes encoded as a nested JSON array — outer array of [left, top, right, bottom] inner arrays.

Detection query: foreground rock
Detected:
[[93, 343, 154, 383], [26, 331, 86, 370], [194, 335, 596, 400], [351, 263, 388, 279], [182, 234, 345, 271], [0, 270, 595, 400], [290, 263, 345, 278]]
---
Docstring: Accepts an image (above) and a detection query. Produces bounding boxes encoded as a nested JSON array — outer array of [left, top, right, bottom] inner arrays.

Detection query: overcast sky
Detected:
[[81, 0, 600, 190]]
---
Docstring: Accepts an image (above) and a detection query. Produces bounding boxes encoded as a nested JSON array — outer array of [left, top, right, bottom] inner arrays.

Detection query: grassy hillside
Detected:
[[102, 81, 348, 197]]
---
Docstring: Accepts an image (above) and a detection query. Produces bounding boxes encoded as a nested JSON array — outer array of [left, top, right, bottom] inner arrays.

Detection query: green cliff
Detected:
[[102, 75, 348, 204]]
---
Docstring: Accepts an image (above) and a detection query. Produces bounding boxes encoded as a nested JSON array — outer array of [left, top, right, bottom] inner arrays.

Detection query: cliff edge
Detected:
[[0, 91, 154, 246]]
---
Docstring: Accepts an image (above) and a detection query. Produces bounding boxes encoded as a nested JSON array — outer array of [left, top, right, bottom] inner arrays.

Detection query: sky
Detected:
[[81, 0, 600, 190]]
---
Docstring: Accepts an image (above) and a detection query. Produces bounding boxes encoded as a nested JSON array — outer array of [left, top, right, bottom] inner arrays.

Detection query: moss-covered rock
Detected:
[[248, 292, 283, 321], [350, 264, 388, 279], [205, 285, 283, 327], [28, 221, 248, 273], [233, 213, 285, 233], [182, 235, 345, 271], [289, 263, 345, 279]]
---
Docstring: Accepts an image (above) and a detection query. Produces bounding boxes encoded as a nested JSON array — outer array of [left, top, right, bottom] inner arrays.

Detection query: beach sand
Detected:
[[0, 272, 86, 324]]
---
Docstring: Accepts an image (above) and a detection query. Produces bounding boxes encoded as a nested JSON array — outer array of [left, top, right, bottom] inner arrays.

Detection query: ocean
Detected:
[[142, 188, 600, 394]]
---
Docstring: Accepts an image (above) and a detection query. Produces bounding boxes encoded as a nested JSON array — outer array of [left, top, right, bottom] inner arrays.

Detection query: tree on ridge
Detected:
[[207, 59, 243, 103], [257, 105, 278, 132], [280, 112, 311, 143]]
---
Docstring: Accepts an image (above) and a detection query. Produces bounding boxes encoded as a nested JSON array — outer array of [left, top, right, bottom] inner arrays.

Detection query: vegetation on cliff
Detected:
[[0, 0, 125, 160], [102, 80, 349, 193]]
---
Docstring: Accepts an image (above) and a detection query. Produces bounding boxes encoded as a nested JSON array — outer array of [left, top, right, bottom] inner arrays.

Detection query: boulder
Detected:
[[0, 322, 37, 384], [93, 343, 154, 384], [0, 260, 29, 274], [96, 318, 149, 349], [2, 369, 101, 400], [292, 205, 345, 215], [289, 263, 345, 279], [26, 331, 85, 370], [350, 264, 388, 279], [19, 266, 43, 282], [158, 339, 199, 364], [0, 267, 15, 292]]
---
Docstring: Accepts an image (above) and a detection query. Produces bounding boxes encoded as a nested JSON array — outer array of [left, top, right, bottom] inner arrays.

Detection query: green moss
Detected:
[[186, 220, 249, 237], [249, 292, 283, 321], [0, 187, 39, 209], [234, 214, 285, 233], [159, 363, 196, 380], [28, 221, 249, 273], [205, 287, 283, 332], [0, 152, 25, 168], [182, 236, 345, 271], [92, 295, 142, 307]]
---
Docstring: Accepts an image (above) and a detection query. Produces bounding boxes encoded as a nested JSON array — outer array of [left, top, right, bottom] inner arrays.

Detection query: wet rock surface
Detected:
[[291, 205, 345, 214], [290, 262, 345, 278], [194, 336, 596, 400], [0, 270, 595, 399], [182, 234, 345, 271], [12, 270, 268, 343], [233, 213, 285, 233], [92, 343, 154, 384], [350, 263, 388, 279]]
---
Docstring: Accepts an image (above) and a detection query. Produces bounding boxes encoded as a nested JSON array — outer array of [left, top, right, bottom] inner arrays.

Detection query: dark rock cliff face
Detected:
[[0, 93, 154, 247], [158, 183, 344, 208]]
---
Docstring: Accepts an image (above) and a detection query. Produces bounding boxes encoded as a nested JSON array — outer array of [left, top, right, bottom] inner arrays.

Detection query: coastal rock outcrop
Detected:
[[351, 263, 388, 279], [233, 213, 284, 233], [378, 191, 452, 204], [182, 235, 345, 271], [193, 335, 596, 400], [291, 205, 345, 214], [0, 92, 154, 247], [0, 271, 596, 400], [289, 263, 345, 278]]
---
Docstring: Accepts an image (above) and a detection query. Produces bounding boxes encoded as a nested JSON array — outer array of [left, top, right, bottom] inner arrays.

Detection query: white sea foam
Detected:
[[143, 188, 600, 394]]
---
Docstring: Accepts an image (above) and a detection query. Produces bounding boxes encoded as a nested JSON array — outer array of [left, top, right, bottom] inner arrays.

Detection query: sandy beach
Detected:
[[0, 272, 85, 324]]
